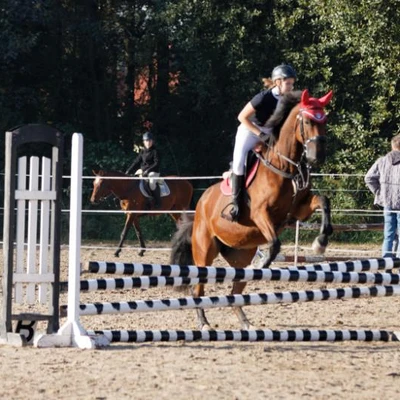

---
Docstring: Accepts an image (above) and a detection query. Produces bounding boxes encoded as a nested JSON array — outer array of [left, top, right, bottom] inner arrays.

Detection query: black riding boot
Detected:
[[230, 173, 245, 222], [143, 180, 153, 209], [152, 185, 161, 209]]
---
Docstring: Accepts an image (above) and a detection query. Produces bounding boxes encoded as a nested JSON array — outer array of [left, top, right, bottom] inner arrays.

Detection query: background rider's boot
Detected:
[[152, 185, 161, 209], [230, 173, 244, 222], [143, 180, 153, 209]]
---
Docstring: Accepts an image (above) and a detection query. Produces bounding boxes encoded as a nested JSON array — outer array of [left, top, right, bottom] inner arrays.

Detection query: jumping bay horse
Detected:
[[90, 170, 193, 257], [171, 89, 333, 330]]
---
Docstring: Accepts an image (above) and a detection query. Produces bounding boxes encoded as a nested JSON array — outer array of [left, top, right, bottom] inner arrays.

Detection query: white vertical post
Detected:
[[67, 133, 83, 325], [39, 157, 51, 303], [294, 220, 300, 266], [35, 133, 108, 348], [26, 157, 39, 303], [15, 157, 27, 303]]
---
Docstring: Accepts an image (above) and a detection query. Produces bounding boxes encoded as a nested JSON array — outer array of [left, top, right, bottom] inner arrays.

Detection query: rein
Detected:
[[255, 110, 312, 192], [98, 175, 137, 202]]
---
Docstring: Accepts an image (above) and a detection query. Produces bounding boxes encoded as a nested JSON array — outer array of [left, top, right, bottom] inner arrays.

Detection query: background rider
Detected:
[[126, 131, 161, 208]]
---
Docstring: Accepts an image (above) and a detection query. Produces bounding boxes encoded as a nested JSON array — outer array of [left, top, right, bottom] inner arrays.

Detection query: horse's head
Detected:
[[296, 89, 333, 166], [90, 169, 111, 204]]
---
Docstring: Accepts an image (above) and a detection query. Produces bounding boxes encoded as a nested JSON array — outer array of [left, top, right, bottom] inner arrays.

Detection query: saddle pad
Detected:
[[139, 180, 170, 198], [220, 160, 260, 196]]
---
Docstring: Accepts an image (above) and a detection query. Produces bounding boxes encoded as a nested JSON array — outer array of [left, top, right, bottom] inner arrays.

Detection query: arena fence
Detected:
[[3, 132, 400, 348]]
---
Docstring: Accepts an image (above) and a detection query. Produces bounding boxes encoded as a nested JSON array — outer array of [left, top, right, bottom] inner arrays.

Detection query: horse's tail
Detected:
[[170, 213, 194, 293], [170, 213, 194, 265]]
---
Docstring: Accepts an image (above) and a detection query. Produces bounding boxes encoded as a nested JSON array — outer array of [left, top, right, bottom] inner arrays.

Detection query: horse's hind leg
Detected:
[[191, 222, 220, 331], [192, 283, 213, 330], [115, 215, 146, 257], [133, 222, 146, 257], [231, 282, 256, 330], [221, 247, 258, 330]]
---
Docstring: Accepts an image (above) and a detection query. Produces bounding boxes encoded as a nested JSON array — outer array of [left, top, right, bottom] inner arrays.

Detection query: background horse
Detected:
[[90, 170, 193, 257], [171, 89, 333, 330]]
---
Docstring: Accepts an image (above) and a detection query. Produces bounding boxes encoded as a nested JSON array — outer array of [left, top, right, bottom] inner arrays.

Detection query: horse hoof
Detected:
[[138, 251, 145, 257], [260, 259, 272, 269], [312, 236, 327, 254], [114, 251, 120, 258], [201, 324, 213, 331]]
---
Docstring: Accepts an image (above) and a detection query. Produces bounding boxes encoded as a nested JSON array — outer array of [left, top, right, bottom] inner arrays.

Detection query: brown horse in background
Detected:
[[171, 89, 333, 330], [90, 171, 193, 257]]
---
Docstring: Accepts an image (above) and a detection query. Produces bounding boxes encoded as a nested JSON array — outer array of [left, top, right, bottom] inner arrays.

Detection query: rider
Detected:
[[125, 131, 161, 208], [229, 64, 297, 222]]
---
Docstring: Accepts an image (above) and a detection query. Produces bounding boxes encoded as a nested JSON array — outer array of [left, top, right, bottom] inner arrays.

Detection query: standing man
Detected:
[[365, 134, 400, 258]]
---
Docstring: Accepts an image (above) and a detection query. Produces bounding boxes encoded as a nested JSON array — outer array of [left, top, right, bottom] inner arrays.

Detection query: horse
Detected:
[[170, 89, 333, 330], [90, 170, 193, 257]]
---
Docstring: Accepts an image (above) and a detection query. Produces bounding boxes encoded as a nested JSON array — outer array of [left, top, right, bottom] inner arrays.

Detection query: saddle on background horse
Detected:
[[139, 179, 170, 198]]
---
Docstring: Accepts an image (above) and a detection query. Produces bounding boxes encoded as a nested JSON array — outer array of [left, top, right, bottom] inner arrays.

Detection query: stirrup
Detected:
[[220, 202, 239, 222]]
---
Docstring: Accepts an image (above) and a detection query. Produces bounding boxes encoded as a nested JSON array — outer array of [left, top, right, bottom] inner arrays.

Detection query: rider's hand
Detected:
[[258, 126, 272, 137], [134, 169, 143, 176]]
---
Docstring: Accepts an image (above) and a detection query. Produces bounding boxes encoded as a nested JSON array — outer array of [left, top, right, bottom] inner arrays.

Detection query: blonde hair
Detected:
[[262, 77, 275, 89]]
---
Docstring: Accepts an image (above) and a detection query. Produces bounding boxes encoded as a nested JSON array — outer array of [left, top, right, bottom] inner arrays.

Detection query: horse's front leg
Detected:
[[313, 195, 333, 253], [251, 210, 281, 268], [292, 194, 333, 254], [114, 214, 140, 257]]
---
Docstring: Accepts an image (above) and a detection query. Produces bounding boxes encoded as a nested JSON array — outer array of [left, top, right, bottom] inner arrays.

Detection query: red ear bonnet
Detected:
[[300, 89, 333, 123]]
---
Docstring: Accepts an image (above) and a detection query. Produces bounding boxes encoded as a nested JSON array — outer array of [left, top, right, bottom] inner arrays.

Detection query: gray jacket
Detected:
[[364, 150, 400, 210]]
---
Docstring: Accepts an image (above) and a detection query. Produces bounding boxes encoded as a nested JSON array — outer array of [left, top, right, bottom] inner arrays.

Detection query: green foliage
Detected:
[[1, 0, 400, 242], [81, 139, 130, 174]]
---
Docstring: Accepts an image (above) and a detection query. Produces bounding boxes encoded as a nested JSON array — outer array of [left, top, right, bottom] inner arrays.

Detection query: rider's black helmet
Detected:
[[142, 131, 153, 141], [271, 64, 297, 81]]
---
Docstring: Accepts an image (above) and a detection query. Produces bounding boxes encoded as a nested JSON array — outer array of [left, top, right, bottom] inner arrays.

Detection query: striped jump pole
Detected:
[[86, 329, 392, 343], [60, 285, 400, 316], [86, 258, 399, 277], [274, 255, 367, 263], [60, 270, 400, 293]]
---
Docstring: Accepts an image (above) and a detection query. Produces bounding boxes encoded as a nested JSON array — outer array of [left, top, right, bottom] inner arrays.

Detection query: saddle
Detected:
[[220, 152, 260, 196], [139, 179, 170, 198]]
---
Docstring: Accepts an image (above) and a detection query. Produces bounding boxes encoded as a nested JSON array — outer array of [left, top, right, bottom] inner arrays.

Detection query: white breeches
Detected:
[[232, 124, 263, 176], [148, 172, 160, 190], [136, 170, 160, 190]]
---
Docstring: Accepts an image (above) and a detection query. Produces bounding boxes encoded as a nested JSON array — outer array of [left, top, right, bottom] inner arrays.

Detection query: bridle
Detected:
[[254, 107, 327, 193], [93, 177, 112, 203]]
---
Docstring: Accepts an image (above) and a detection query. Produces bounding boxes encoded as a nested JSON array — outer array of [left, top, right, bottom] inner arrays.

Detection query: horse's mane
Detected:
[[265, 90, 302, 138]]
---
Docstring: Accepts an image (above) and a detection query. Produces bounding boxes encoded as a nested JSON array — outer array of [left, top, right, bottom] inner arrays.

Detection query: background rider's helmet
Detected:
[[142, 131, 153, 141], [271, 64, 297, 82]]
